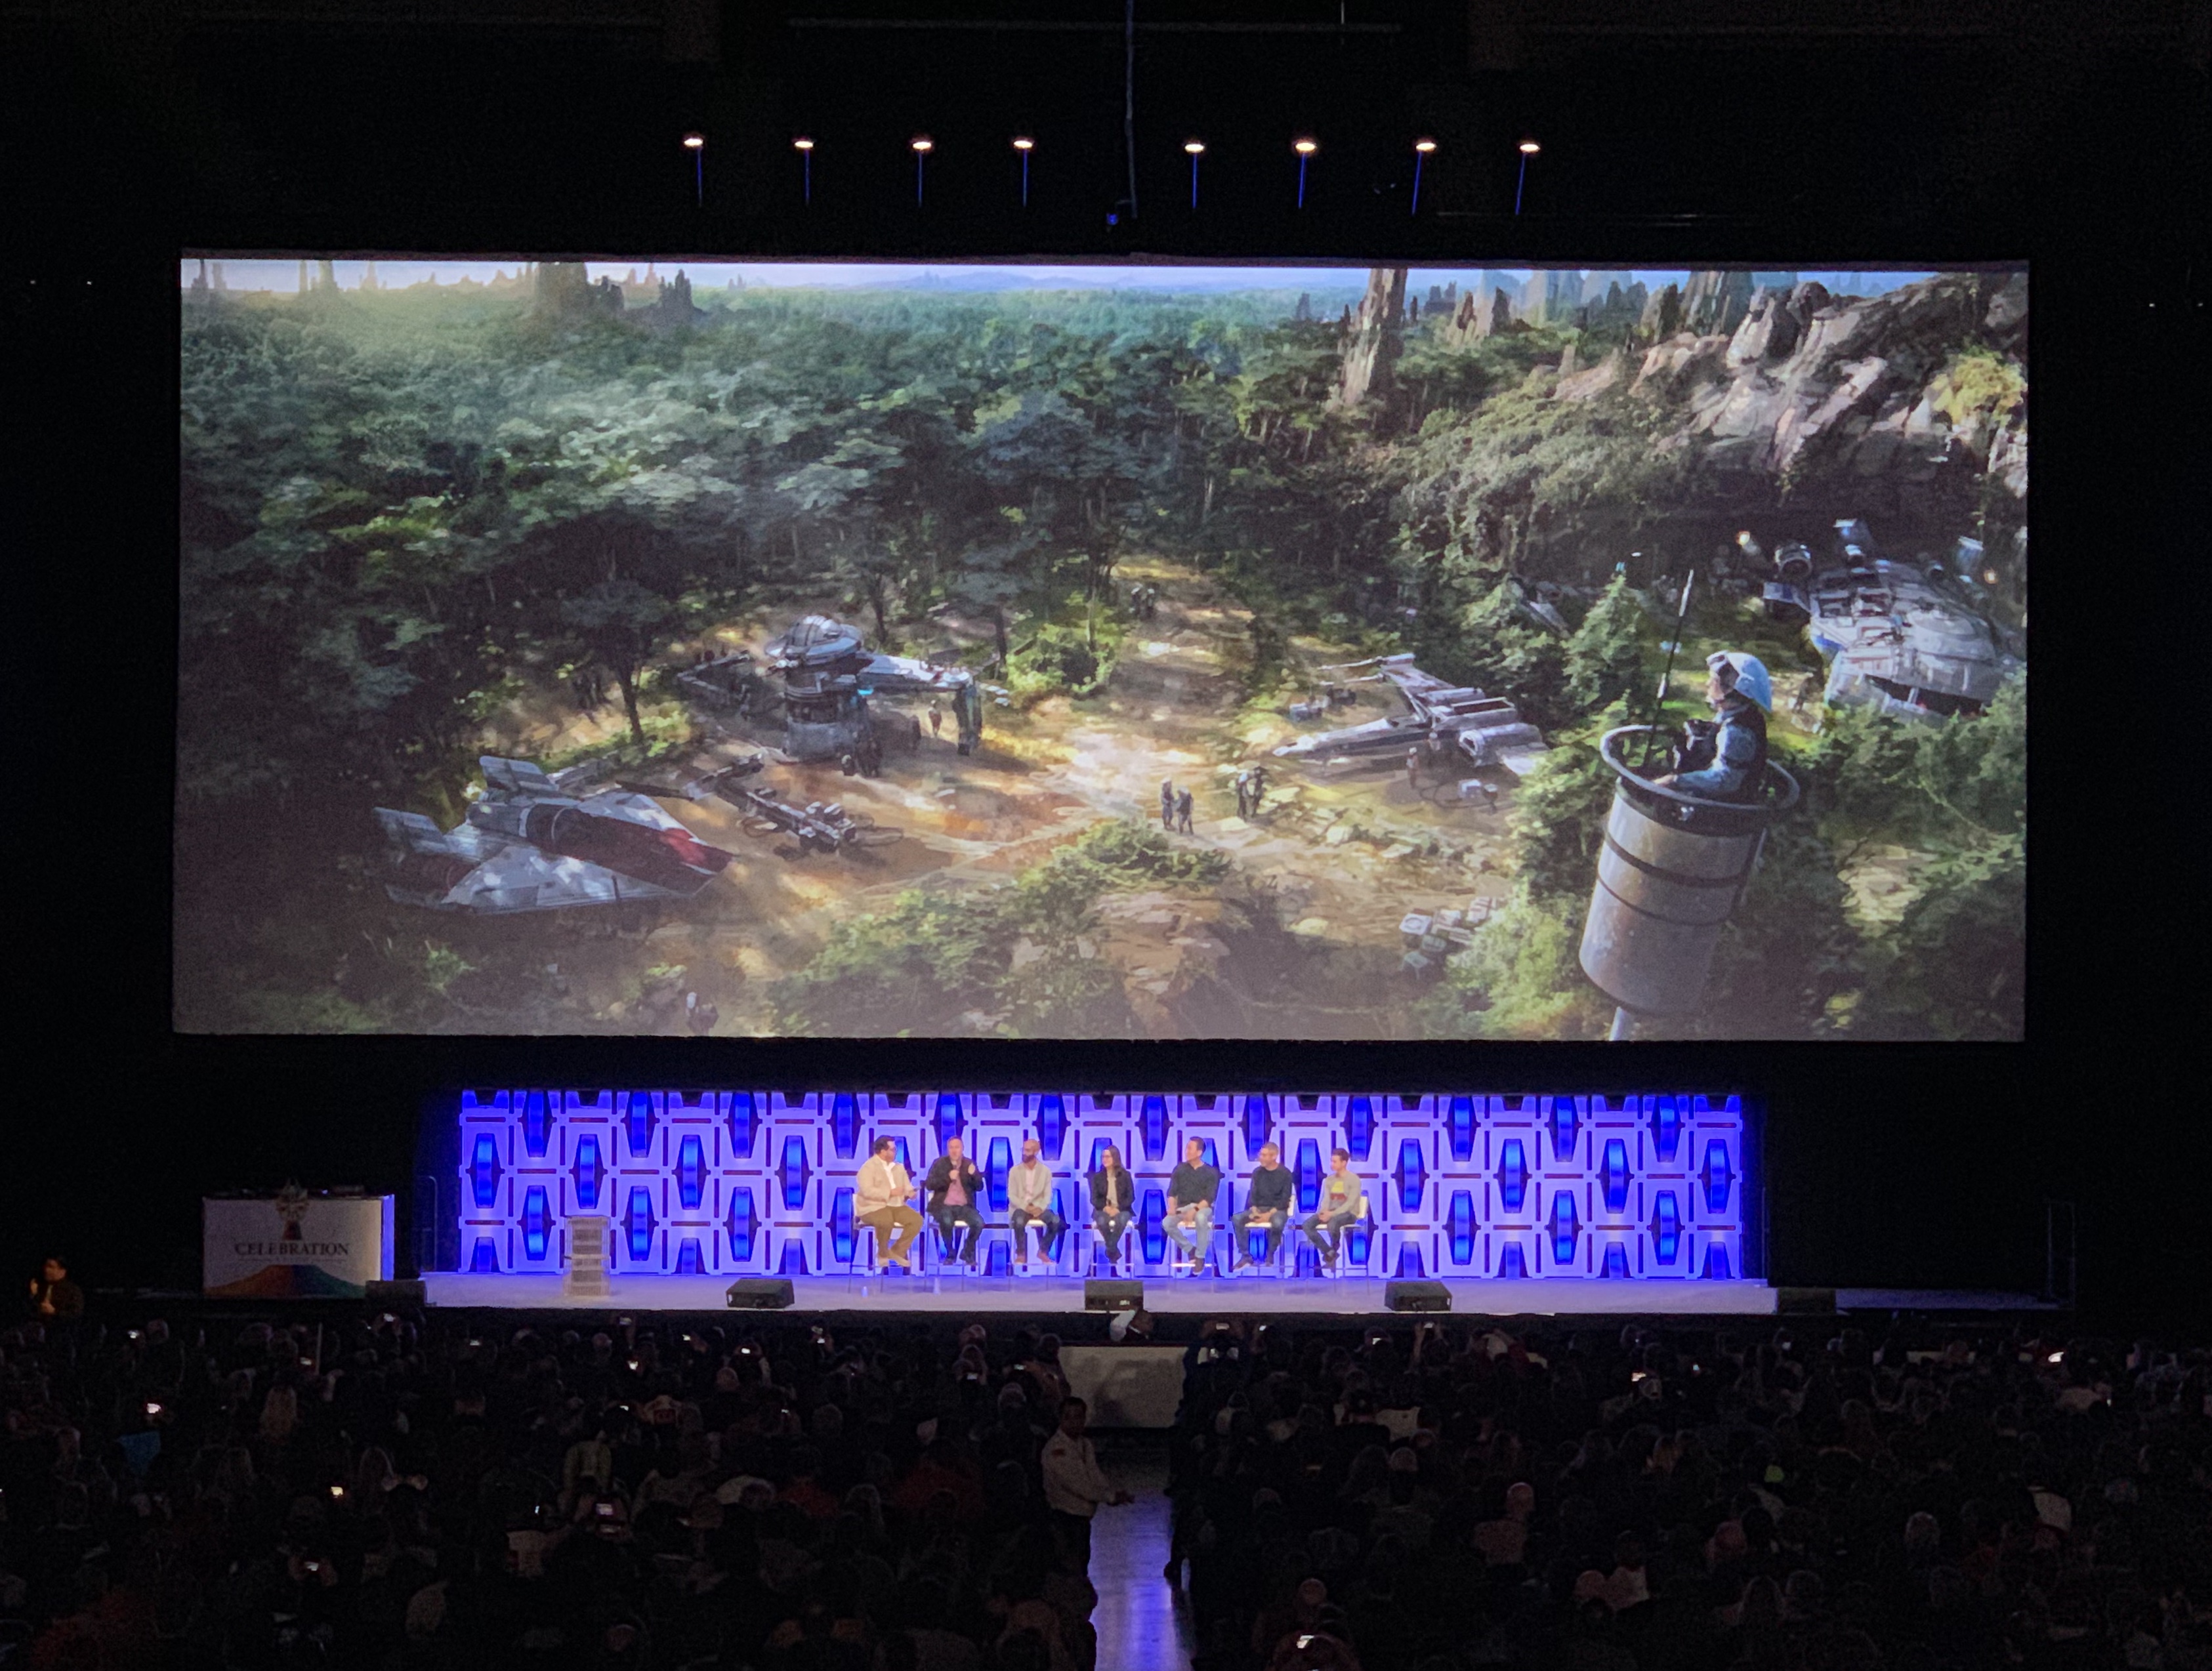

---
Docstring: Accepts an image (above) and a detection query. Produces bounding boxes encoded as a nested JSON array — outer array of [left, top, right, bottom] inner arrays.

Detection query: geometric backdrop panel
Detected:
[[451, 1090, 1753, 1282]]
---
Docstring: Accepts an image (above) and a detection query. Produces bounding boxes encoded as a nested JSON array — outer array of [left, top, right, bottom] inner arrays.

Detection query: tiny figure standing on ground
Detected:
[[1406, 745, 1423, 792], [1233, 770, 1252, 818], [929, 701, 944, 738], [1249, 764, 1268, 813], [1176, 787, 1194, 834], [1161, 779, 1176, 830]]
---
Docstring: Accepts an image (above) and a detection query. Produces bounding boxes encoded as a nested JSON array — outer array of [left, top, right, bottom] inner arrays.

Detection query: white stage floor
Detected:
[[422, 1271, 1778, 1317]]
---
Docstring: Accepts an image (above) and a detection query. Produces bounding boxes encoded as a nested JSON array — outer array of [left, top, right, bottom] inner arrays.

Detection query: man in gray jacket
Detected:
[[1006, 1136, 1066, 1269]]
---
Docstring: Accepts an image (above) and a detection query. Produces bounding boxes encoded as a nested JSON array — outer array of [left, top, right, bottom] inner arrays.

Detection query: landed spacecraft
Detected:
[[374, 756, 733, 913], [1764, 518, 2020, 720], [1272, 655, 1550, 775], [764, 615, 984, 772]]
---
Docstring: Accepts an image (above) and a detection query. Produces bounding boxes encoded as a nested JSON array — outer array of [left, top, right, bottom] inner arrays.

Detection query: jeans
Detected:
[[1301, 1207, 1359, 1261], [1009, 1207, 1066, 1262], [1093, 1209, 1132, 1262], [931, 1203, 988, 1264], [1234, 1207, 1288, 1260], [1165, 1205, 1214, 1265]]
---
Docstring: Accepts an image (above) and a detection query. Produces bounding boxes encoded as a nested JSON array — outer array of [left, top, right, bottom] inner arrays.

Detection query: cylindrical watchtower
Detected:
[[1579, 725, 1799, 1031]]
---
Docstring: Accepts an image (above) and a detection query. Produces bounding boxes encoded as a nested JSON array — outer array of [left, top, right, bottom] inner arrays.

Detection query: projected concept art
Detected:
[[177, 258, 2026, 1039]]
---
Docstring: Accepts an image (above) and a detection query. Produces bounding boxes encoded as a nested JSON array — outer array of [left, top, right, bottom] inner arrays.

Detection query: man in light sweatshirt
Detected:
[[1007, 1136, 1066, 1269]]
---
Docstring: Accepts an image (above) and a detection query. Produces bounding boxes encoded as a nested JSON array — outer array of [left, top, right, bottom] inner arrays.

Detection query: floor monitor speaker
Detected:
[[726, 1279, 796, 1310], [1085, 1279, 1143, 1311], [1385, 1281, 1451, 1313]]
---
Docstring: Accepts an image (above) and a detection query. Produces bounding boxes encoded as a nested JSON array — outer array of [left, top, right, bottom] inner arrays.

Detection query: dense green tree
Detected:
[[1564, 571, 1648, 713]]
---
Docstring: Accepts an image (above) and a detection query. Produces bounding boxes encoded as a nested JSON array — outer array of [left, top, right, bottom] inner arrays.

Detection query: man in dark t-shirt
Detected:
[[1233, 1144, 1294, 1269], [1165, 1139, 1221, 1275]]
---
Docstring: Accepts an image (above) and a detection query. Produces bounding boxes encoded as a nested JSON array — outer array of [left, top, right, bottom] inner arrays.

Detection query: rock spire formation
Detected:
[[1336, 266, 1408, 410]]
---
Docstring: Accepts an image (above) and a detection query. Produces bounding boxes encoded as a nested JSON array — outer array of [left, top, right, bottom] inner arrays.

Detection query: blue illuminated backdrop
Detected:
[[450, 1092, 1753, 1283]]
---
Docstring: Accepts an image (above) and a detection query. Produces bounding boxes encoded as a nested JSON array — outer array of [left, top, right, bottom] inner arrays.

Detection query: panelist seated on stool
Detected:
[[1232, 1142, 1295, 1271], [1299, 1146, 1365, 1272], [1006, 1137, 1066, 1270], [1088, 1145, 1137, 1271], [1165, 1138, 1221, 1276], [923, 1137, 988, 1268], [854, 1138, 924, 1271]]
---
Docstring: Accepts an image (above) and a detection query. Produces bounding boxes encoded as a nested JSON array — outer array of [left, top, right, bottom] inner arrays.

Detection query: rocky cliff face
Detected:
[[1337, 266, 1408, 409], [1621, 271, 2028, 520]]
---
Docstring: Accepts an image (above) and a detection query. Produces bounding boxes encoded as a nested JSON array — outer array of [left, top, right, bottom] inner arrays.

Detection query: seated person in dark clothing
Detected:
[[28, 1254, 84, 1319], [1165, 1138, 1222, 1275], [1232, 1144, 1295, 1269], [923, 1137, 988, 1266], [1089, 1147, 1135, 1268]]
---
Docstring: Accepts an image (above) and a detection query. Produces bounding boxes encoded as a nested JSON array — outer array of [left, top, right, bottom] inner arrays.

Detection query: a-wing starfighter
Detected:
[[373, 756, 733, 913]]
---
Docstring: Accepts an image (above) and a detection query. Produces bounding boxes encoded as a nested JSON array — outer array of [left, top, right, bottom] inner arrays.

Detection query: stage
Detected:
[[421, 1271, 1782, 1317]]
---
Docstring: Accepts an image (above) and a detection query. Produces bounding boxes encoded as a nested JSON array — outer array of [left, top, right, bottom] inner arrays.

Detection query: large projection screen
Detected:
[[176, 258, 2025, 1040]]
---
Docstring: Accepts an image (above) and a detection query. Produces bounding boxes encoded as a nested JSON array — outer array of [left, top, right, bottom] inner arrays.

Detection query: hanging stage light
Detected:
[[682, 132, 705, 207], [1411, 138, 1436, 216], [1012, 136, 1033, 208], [793, 137, 814, 205], [1184, 140, 1205, 209], [1293, 137, 1318, 209], [1516, 138, 1540, 216], [911, 136, 932, 207]]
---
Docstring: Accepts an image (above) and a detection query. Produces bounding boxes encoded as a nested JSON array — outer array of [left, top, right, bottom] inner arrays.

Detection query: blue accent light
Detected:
[[1394, 1243, 1425, 1278], [523, 1092, 550, 1157], [1346, 1096, 1374, 1160], [520, 1186, 549, 1260], [471, 1237, 498, 1273], [676, 1135, 705, 1210], [830, 1187, 855, 1264], [936, 1093, 964, 1146], [1243, 1094, 1270, 1151], [573, 1135, 602, 1210], [1602, 1243, 1630, 1279], [1602, 1138, 1631, 1212], [676, 1239, 703, 1273], [626, 1092, 654, 1157], [986, 1137, 1012, 1212], [1448, 1190, 1476, 1266], [1139, 1189, 1166, 1264], [1653, 1096, 1681, 1161], [1295, 1139, 1322, 1212], [470, 1134, 501, 1208], [728, 1092, 759, 1158], [1345, 1218, 1371, 1267], [1140, 1095, 1171, 1161], [778, 1240, 808, 1277], [726, 1187, 757, 1263], [1449, 1096, 1476, 1161], [830, 1093, 859, 1159], [1702, 1140, 1734, 1212], [1396, 1139, 1427, 1214], [1498, 1243, 1526, 1278], [1037, 1095, 1067, 1157], [1701, 1244, 1732, 1280], [1498, 1139, 1527, 1212], [1200, 1137, 1220, 1170], [1549, 1190, 1579, 1265], [780, 1136, 811, 1211], [1650, 1191, 1681, 1265], [1551, 1096, 1579, 1163], [890, 1136, 911, 1171], [625, 1188, 655, 1261]]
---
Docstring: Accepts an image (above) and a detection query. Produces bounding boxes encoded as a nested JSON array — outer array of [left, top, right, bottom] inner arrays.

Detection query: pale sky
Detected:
[[182, 257, 1948, 296]]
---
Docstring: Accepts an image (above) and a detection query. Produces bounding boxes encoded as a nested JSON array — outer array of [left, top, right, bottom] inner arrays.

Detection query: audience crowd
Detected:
[[1, 1297, 2207, 1671]]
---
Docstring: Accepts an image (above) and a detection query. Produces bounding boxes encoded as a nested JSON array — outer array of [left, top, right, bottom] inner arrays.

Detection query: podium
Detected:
[[563, 1218, 611, 1300]]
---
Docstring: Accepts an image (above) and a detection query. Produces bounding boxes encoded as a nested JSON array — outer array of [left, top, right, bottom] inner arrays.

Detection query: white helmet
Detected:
[[1706, 651, 1773, 712]]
